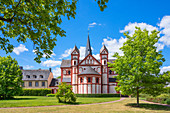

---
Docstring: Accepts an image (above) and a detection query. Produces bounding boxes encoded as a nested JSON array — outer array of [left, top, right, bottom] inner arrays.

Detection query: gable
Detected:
[[101, 49, 108, 54], [71, 50, 78, 55], [79, 54, 101, 66]]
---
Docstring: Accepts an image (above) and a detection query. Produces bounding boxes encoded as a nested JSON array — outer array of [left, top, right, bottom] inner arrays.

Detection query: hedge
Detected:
[[46, 93, 120, 97], [18, 89, 51, 96]]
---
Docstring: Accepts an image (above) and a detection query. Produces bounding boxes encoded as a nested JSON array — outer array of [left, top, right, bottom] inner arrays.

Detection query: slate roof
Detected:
[[100, 45, 108, 53], [108, 59, 116, 63], [49, 78, 59, 87], [60, 60, 71, 67], [22, 69, 50, 81], [85, 35, 92, 57], [62, 78, 71, 82], [109, 78, 117, 82], [72, 45, 79, 53], [79, 66, 100, 75]]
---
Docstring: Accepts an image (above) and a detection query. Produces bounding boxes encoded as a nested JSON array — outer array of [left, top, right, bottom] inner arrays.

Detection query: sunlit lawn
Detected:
[[0, 96, 120, 108], [0, 98, 169, 113]]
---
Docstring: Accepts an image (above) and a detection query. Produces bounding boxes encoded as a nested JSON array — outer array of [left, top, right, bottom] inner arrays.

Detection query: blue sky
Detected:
[[1, 0, 170, 77]]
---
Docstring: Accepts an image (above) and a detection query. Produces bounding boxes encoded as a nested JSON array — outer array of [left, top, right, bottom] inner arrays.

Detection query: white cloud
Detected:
[[79, 46, 86, 59], [160, 66, 170, 74], [53, 67, 61, 78], [159, 16, 170, 46], [13, 44, 28, 55], [93, 54, 100, 59], [88, 22, 102, 28], [42, 60, 61, 67], [154, 43, 165, 51], [103, 36, 127, 58], [23, 65, 34, 69], [120, 22, 158, 36], [60, 48, 72, 59]]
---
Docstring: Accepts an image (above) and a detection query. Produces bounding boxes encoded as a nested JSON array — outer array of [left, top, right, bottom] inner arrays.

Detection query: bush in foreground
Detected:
[[0, 56, 23, 99], [56, 82, 76, 103]]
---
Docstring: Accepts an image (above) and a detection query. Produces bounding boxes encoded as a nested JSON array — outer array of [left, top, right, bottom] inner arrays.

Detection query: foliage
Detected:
[[108, 27, 167, 106], [166, 99, 170, 105], [56, 82, 76, 103], [18, 88, 51, 96], [47, 93, 120, 97], [163, 87, 170, 94], [0, 0, 108, 63], [146, 94, 170, 104], [0, 56, 22, 99], [57, 76, 61, 79], [46, 94, 56, 97]]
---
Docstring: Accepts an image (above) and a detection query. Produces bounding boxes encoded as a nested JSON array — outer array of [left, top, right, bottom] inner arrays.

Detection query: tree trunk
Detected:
[[137, 87, 139, 107]]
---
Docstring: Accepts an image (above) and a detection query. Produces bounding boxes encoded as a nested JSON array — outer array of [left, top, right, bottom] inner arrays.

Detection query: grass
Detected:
[[0, 98, 169, 113], [0, 96, 120, 108]]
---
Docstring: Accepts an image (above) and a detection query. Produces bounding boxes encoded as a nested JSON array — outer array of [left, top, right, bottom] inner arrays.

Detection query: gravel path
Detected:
[[0, 98, 125, 109]]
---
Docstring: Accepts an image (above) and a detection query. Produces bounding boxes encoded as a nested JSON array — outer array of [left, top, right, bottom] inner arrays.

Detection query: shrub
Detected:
[[18, 89, 51, 96], [166, 99, 170, 105], [163, 87, 170, 94], [56, 82, 76, 103], [46, 94, 56, 97]]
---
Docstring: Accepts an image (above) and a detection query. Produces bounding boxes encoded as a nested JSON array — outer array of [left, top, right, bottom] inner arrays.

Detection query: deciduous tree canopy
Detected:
[[108, 27, 167, 106], [0, 0, 108, 63], [0, 56, 23, 99]]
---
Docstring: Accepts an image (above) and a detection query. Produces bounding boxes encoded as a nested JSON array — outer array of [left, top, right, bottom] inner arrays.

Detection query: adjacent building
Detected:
[[21, 67, 53, 88], [60, 35, 119, 94]]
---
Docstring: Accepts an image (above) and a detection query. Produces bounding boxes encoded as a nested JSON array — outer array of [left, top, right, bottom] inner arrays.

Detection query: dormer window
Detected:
[[40, 75, 43, 78], [26, 75, 30, 78], [33, 75, 37, 78]]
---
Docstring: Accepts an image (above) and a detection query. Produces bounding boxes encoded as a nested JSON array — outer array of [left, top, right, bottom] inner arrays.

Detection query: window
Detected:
[[26, 75, 30, 78], [29, 82, 32, 87], [35, 82, 39, 87], [96, 78, 99, 83], [42, 82, 45, 86], [40, 75, 43, 78], [88, 77, 91, 83], [109, 70, 112, 74], [104, 60, 106, 65], [68, 71, 71, 75], [80, 77, 83, 83], [33, 75, 37, 78], [74, 61, 76, 65]]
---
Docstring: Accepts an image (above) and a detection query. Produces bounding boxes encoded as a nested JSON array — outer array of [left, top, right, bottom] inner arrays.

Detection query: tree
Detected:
[[0, 0, 109, 63], [56, 82, 76, 103], [108, 27, 166, 107], [0, 56, 23, 99]]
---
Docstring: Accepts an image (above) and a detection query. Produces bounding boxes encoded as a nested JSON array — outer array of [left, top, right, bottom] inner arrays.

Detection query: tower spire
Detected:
[[85, 33, 92, 57]]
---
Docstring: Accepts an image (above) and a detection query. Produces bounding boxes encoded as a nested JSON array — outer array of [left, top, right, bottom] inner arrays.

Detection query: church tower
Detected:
[[71, 45, 80, 93], [85, 34, 92, 57], [100, 45, 109, 93]]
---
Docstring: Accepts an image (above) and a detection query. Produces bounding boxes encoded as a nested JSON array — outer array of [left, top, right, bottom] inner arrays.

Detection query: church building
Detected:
[[60, 35, 119, 94]]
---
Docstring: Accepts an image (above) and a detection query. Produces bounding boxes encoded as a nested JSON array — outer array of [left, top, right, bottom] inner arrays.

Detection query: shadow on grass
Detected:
[[126, 103, 170, 111], [10, 98, 37, 100]]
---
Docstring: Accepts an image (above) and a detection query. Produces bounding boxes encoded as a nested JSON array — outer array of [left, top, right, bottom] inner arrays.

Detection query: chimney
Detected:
[[19, 66, 23, 70], [49, 68, 52, 72]]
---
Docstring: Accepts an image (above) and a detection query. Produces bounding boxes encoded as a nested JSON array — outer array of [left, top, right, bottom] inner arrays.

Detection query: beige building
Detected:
[[21, 67, 53, 88]]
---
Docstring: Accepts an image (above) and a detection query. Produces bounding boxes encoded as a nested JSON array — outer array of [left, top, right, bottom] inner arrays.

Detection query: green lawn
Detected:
[[0, 96, 120, 108], [0, 98, 169, 113]]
